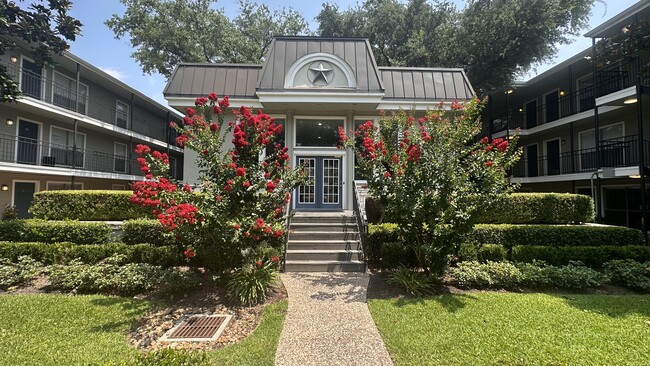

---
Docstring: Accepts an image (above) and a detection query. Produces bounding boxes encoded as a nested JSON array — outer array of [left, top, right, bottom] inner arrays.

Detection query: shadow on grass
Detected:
[[88, 296, 152, 333], [552, 293, 650, 318]]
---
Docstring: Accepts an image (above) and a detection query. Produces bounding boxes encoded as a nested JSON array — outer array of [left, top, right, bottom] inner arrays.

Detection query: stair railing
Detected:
[[352, 180, 368, 272], [281, 194, 293, 272]]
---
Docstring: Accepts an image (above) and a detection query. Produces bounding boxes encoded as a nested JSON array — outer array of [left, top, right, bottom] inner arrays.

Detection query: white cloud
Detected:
[[98, 66, 128, 81]]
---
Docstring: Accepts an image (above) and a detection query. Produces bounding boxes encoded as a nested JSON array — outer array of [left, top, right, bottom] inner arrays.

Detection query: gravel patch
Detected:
[[276, 272, 393, 366]]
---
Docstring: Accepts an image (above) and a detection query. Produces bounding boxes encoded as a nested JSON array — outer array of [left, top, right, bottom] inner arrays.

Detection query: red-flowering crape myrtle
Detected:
[[339, 98, 521, 275], [130, 93, 306, 271]]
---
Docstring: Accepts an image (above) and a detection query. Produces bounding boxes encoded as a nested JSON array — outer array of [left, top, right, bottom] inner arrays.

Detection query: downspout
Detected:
[[71, 119, 78, 189], [592, 37, 603, 222], [635, 53, 647, 241]]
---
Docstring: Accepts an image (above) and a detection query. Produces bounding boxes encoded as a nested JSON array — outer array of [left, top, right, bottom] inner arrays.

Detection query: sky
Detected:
[[66, 0, 640, 106]]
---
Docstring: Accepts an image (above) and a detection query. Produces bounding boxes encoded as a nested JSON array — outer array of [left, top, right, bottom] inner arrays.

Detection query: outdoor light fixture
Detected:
[[518, 107, 523, 112], [623, 97, 638, 104], [629, 175, 641, 179], [505, 89, 513, 94], [9, 56, 17, 63], [1, 185, 8, 192], [559, 90, 566, 96], [5, 118, 13, 126]]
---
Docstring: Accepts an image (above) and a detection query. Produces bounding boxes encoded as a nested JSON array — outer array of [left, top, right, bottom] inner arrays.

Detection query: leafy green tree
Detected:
[[592, 17, 650, 78], [340, 100, 521, 274], [317, 0, 595, 94], [0, 0, 82, 103], [105, 0, 309, 78]]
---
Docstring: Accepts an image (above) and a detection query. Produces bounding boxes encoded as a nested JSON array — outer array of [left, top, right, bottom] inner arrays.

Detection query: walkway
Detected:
[[275, 273, 394, 366]]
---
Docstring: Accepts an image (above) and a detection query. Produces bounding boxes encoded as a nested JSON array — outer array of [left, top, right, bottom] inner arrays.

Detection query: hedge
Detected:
[[471, 224, 644, 248], [367, 223, 399, 261], [0, 242, 182, 267], [0, 220, 111, 244], [511, 245, 650, 267], [29, 190, 151, 221], [477, 193, 594, 224], [122, 219, 174, 246]]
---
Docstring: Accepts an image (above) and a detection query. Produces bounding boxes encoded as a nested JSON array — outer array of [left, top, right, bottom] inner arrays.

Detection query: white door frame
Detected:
[[10, 179, 40, 206]]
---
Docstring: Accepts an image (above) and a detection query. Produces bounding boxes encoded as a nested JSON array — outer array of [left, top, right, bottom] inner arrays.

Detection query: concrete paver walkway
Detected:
[[275, 272, 394, 366]]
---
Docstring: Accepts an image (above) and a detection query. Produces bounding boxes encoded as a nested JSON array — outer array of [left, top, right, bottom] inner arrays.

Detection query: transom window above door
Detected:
[[295, 118, 344, 147]]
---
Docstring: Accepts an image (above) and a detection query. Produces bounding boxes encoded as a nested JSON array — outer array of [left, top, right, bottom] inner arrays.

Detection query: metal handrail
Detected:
[[281, 195, 293, 273], [352, 180, 368, 272]]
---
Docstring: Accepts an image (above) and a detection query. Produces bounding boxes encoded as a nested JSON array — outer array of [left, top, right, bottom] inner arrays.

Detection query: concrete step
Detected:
[[286, 249, 364, 261], [291, 215, 356, 224], [290, 222, 358, 232], [289, 230, 359, 241], [287, 239, 361, 251], [284, 260, 365, 272]]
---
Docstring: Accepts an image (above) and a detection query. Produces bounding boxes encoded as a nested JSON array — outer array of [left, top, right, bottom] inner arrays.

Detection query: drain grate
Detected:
[[162, 314, 232, 342]]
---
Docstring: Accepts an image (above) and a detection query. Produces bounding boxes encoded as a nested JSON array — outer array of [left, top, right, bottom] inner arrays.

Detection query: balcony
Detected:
[[0, 133, 183, 180], [512, 135, 650, 178], [595, 56, 650, 98], [2, 59, 177, 147]]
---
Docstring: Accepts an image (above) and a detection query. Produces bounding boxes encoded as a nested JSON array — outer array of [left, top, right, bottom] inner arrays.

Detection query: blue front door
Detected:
[[295, 156, 343, 210]]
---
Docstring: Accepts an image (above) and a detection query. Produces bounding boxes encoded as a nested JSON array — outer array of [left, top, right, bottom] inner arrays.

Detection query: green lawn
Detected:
[[369, 293, 650, 366], [0, 294, 287, 366]]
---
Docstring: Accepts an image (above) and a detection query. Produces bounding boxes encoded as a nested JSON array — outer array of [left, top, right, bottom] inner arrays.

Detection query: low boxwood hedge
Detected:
[[367, 223, 399, 261], [0, 241, 182, 267], [122, 219, 174, 246], [471, 224, 644, 248], [0, 220, 111, 244], [477, 193, 594, 224], [511, 245, 650, 267], [29, 190, 151, 221]]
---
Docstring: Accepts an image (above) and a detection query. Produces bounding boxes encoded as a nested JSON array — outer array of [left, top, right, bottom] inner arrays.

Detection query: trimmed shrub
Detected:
[[477, 193, 594, 224], [471, 224, 644, 248], [47, 254, 201, 295], [0, 219, 111, 244], [457, 242, 479, 262], [477, 244, 507, 262], [29, 190, 150, 221], [122, 219, 174, 246], [0, 256, 41, 289], [367, 223, 399, 261], [380, 242, 416, 269], [603, 260, 650, 290], [447, 261, 523, 288], [511, 245, 650, 267], [0, 242, 182, 267], [517, 262, 608, 288]]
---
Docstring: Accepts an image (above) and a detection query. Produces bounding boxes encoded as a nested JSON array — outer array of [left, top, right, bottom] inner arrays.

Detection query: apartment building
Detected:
[[0, 44, 183, 218], [486, 2, 650, 232]]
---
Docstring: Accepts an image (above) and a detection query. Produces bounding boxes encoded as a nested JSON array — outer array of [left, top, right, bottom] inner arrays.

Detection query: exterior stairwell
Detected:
[[284, 211, 365, 272]]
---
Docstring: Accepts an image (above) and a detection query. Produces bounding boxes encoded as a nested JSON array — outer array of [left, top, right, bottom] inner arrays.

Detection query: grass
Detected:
[[0, 294, 152, 365], [210, 300, 287, 365], [369, 293, 650, 366], [0, 294, 287, 365]]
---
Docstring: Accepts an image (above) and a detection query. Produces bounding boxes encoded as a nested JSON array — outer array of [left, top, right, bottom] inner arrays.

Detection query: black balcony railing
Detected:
[[512, 136, 650, 178], [0, 133, 183, 180], [2, 59, 177, 146], [595, 57, 650, 98]]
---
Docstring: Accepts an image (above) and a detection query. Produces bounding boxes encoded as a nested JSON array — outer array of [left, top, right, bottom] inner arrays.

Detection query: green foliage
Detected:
[[471, 224, 644, 248], [457, 242, 479, 262], [47, 254, 200, 295], [130, 349, 210, 366], [227, 259, 279, 306], [447, 261, 608, 289], [105, 0, 309, 77], [0, 219, 111, 244], [380, 242, 416, 269], [593, 18, 650, 78], [0, 256, 41, 289], [386, 266, 433, 296], [367, 223, 399, 261], [1, 1, 82, 102], [511, 245, 650, 267], [2, 205, 17, 220], [342, 101, 520, 275], [122, 219, 173, 246], [317, 0, 594, 93], [476, 244, 507, 262], [0, 242, 182, 267], [477, 193, 594, 224], [603, 260, 650, 290], [30, 190, 150, 221]]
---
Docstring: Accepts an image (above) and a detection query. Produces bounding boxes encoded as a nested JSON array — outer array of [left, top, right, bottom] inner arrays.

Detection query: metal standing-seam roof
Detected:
[[163, 63, 262, 99], [379, 67, 475, 100]]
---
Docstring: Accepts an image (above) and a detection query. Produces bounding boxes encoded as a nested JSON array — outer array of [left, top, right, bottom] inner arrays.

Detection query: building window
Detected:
[[116, 100, 129, 128], [53, 72, 88, 114], [114, 142, 127, 173], [46, 182, 83, 190], [295, 118, 343, 147], [169, 156, 177, 178], [50, 126, 85, 168]]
